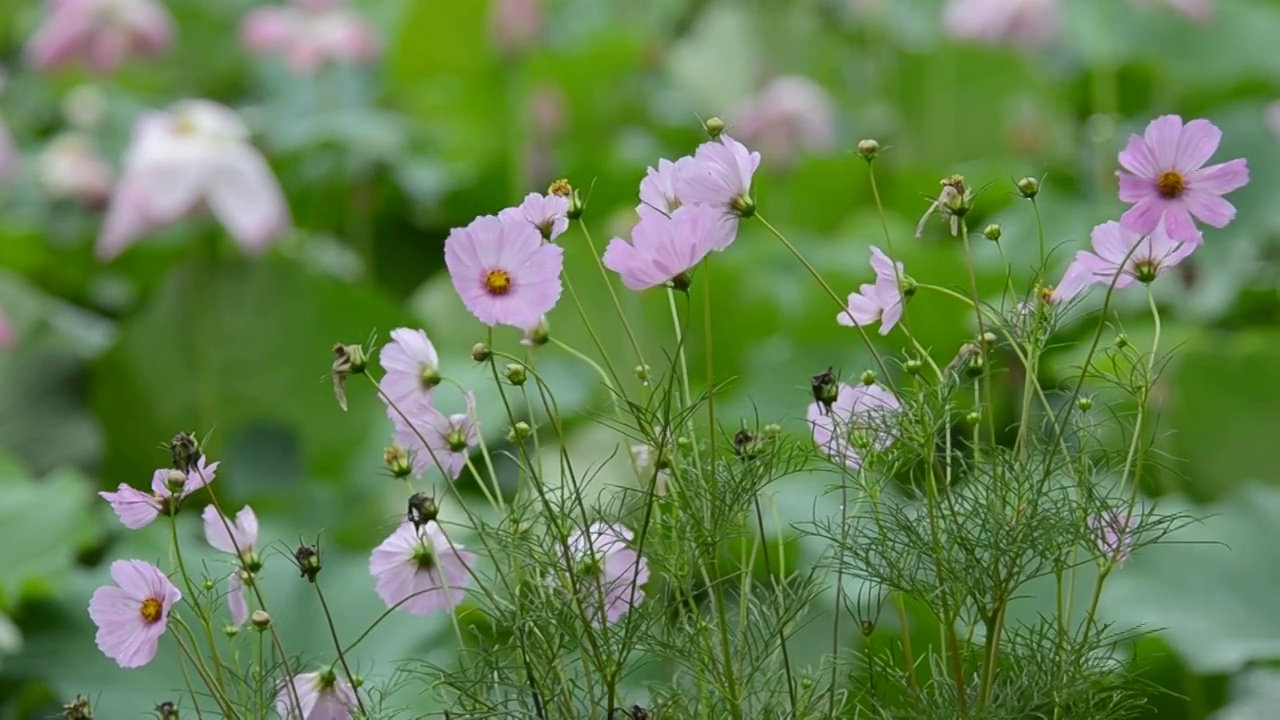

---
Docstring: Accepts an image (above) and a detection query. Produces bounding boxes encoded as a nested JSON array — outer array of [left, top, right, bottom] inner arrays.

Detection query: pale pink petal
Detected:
[[227, 571, 248, 626], [1117, 134, 1160, 178], [1118, 198, 1167, 236], [1173, 118, 1222, 173], [99, 484, 162, 529], [207, 146, 291, 253], [1180, 189, 1237, 228], [1142, 115, 1185, 169], [1186, 158, 1249, 196]]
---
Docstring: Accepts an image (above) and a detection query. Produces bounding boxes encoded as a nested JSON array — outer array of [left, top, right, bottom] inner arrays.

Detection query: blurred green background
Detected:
[[2, 0, 1280, 716]]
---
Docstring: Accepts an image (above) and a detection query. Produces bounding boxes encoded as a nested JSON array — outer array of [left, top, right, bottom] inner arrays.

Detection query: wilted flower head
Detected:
[[603, 205, 735, 291], [807, 381, 901, 471], [39, 133, 114, 207], [730, 75, 836, 169], [276, 668, 357, 720], [87, 560, 181, 668], [498, 191, 570, 241], [915, 175, 971, 237], [391, 391, 479, 480], [564, 522, 649, 626], [98, 100, 291, 260], [1088, 509, 1139, 563], [378, 328, 440, 415], [942, 0, 1062, 49], [25, 0, 174, 74], [839, 246, 909, 335], [677, 134, 761, 220], [488, 0, 542, 55], [99, 457, 219, 529], [1117, 115, 1248, 242], [637, 157, 696, 221], [369, 521, 475, 615], [444, 214, 565, 330], [241, 1, 381, 76], [1053, 219, 1197, 302]]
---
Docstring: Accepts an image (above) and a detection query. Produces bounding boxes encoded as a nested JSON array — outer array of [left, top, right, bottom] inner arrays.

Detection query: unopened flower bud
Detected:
[[856, 138, 880, 161], [980, 331, 998, 347], [351, 675, 365, 689], [62, 694, 93, 720], [522, 317, 550, 347], [223, 624, 239, 638], [676, 436, 692, 450], [764, 423, 782, 437], [860, 619, 875, 636], [860, 370, 876, 386], [965, 411, 981, 427], [733, 429, 764, 460], [1115, 334, 1130, 349], [905, 359, 923, 375], [508, 420, 532, 443], [811, 367, 840, 414], [635, 364, 651, 382], [471, 342, 492, 363], [294, 545, 321, 582], [504, 363, 527, 386], [407, 492, 439, 529], [170, 432, 199, 473], [566, 187, 585, 220], [155, 701, 179, 720], [250, 610, 271, 630], [202, 578, 215, 591], [166, 469, 187, 492], [704, 116, 726, 139], [547, 178, 571, 197], [1016, 176, 1040, 199], [965, 356, 985, 378], [384, 444, 412, 479], [983, 224, 1002, 241], [1077, 396, 1093, 412]]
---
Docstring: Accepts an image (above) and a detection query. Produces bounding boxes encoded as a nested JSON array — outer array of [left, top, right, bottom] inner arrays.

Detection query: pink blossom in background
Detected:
[[391, 391, 479, 480], [369, 521, 475, 615], [807, 382, 901, 471], [1049, 261, 1093, 305], [202, 504, 259, 558], [1053, 219, 1197, 302], [731, 76, 837, 169], [99, 457, 218, 529], [98, 100, 291, 261], [839, 246, 908, 335], [444, 214, 564, 330], [1267, 101, 1280, 138], [0, 115, 17, 183], [1117, 115, 1249, 242], [25, 0, 174, 75], [378, 327, 440, 415], [603, 205, 735, 291], [0, 308, 13, 349], [637, 157, 695, 221], [565, 523, 648, 626], [489, 0, 542, 55], [38, 133, 114, 207], [87, 560, 181, 668], [227, 571, 249, 626], [1088, 509, 1138, 563], [942, 0, 1062, 49], [498, 192, 570, 241], [677, 134, 761, 223], [276, 670, 357, 720], [240, 1, 381, 76]]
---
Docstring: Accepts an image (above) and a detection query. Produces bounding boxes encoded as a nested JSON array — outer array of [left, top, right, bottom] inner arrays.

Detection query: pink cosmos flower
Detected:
[[602, 205, 735, 291], [98, 100, 291, 261], [240, 1, 381, 76], [25, 0, 174, 75], [731, 76, 836, 169], [498, 192, 569, 241], [942, 0, 1062, 49], [1117, 115, 1249, 242], [99, 457, 219, 529], [39, 133, 114, 207], [227, 571, 249, 626], [563, 522, 648, 626], [202, 505, 259, 558], [444, 214, 564, 330], [391, 392, 479, 480], [276, 669, 357, 720], [637, 157, 696, 221], [489, 0, 542, 55], [87, 559, 181, 668], [1088, 509, 1138, 563], [838, 246, 908, 335], [807, 382, 901, 471], [369, 521, 475, 615], [0, 309, 14, 349], [1053, 219, 1197, 302], [378, 327, 440, 415], [677, 134, 761, 223]]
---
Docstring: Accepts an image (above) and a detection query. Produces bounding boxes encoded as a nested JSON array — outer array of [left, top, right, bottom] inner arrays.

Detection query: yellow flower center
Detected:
[[1156, 170, 1185, 199], [484, 269, 512, 296], [140, 597, 163, 623]]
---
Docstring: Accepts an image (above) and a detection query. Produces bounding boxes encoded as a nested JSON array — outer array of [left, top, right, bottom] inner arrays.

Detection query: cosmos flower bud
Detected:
[[1077, 396, 1093, 412], [983, 224, 1002, 241], [857, 138, 880, 161], [155, 702, 179, 720], [860, 619, 875, 637], [941, 175, 970, 217], [811, 367, 840, 414], [965, 411, 981, 427], [635, 364, 651, 382], [250, 610, 271, 630], [1115, 334, 1130, 349], [676, 436, 692, 450], [294, 545, 321, 583], [202, 578, 215, 591], [351, 675, 365, 689], [165, 469, 187, 493], [508, 421, 532, 443], [704, 116, 726, 139], [170, 433, 199, 473], [860, 370, 877, 386], [1016, 176, 1040, 199], [63, 694, 93, 720], [547, 178, 571, 197], [764, 423, 782, 437], [566, 186, 586, 220], [980, 332, 998, 347], [406, 492, 439, 529], [905, 359, 923, 375], [504, 363, 527, 386], [223, 624, 239, 638], [965, 356, 985, 378], [522, 317, 551, 347], [331, 343, 367, 411], [384, 444, 412, 479], [471, 342, 492, 363], [732, 429, 764, 460]]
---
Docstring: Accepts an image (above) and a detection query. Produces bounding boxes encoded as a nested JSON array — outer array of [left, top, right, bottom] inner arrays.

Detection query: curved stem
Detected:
[[578, 218, 648, 370], [313, 580, 368, 716]]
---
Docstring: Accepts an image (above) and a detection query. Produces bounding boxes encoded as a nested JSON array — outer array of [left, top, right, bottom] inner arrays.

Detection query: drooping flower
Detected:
[[677, 134, 761, 223], [98, 100, 291, 261], [807, 381, 901, 471], [99, 457, 219, 529], [637, 156, 696, 221], [369, 521, 475, 615], [227, 571, 249, 626], [942, 0, 1062, 49], [838, 246, 908, 335], [730, 76, 836, 169], [275, 669, 357, 720], [24, 0, 174, 75], [38, 133, 114, 207], [378, 328, 440, 415], [87, 560, 181, 668], [391, 392, 479, 480], [498, 192, 569, 241], [1053, 219, 1196, 303], [240, 0, 381, 76], [1117, 115, 1249, 242], [1088, 509, 1138, 563], [202, 505, 260, 559], [602, 205, 735, 291], [444, 214, 564, 330], [563, 522, 648, 626]]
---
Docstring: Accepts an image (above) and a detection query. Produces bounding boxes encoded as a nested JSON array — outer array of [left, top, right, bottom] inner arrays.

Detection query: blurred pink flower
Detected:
[[677, 134, 761, 223], [1088, 509, 1138, 563], [444, 214, 564, 330], [489, 0, 542, 55], [839, 246, 907, 335], [1055, 219, 1196, 302], [98, 100, 291, 261], [637, 157, 696, 222], [378, 327, 440, 415], [87, 559, 181, 668], [99, 457, 219, 529], [0, 308, 14, 349], [1130, 0, 1212, 22], [0, 116, 17, 183], [25, 0, 174, 75], [498, 191, 569, 241], [1117, 115, 1249, 242], [807, 381, 901, 471], [565, 522, 648, 626], [731, 76, 836, 169], [227, 571, 249, 626], [202, 504, 259, 558], [942, 0, 1062, 49], [240, 2, 381, 76], [1267, 101, 1280, 138], [369, 521, 475, 615], [38, 133, 114, 207], [603, 205, 734, 291], [391, 391, 479, 480], [276, 669, 357, 720]]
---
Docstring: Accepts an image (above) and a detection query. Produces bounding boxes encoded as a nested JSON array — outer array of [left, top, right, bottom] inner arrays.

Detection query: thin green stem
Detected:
[[313, 581, 368, 716], [577, 217, 648, 370]]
